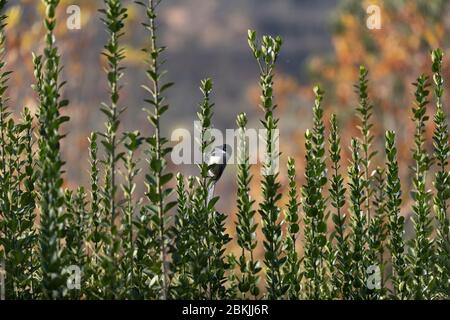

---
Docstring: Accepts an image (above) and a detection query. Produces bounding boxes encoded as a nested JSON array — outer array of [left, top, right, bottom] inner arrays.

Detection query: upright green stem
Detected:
[[348, 138, 367, 299], [328, 114, 351, 299], [356, 66, 375, 226], [99, 0, 127, 298], [37, 0, 70, 299], [121, 131, 142, 296], [236, 112, 260, 299], [283, 157, 301, 299], [409, 74, 433, 299], [302, 86, 328, 299], [248, 30, 285, 299], [431, 48, 450, 298], [385, 131, 407, 299]]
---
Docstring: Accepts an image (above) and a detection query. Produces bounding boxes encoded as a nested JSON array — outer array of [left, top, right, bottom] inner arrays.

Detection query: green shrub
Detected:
[[302, 85, 328, 299], [328, 114, 351, 299], [36, 0, 70, 299], [408, 75, 434, 299]]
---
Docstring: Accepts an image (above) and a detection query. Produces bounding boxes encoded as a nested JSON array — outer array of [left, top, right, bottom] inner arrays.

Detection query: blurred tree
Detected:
[[309, 0, 450, 185]]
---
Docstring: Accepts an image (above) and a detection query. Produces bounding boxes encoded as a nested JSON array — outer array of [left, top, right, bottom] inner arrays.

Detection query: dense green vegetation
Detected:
[[0, 0, 448, 299]]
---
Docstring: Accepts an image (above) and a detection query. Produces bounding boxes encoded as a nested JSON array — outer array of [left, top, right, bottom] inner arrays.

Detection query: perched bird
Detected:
[[206, 144, 232, 203]]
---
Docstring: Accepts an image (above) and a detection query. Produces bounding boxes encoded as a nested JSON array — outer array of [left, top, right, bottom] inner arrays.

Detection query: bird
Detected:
[[206, 144, 232, 203]]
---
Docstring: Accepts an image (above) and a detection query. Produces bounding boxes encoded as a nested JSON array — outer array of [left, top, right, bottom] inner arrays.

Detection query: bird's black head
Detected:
[[208, 144, 232, 182]]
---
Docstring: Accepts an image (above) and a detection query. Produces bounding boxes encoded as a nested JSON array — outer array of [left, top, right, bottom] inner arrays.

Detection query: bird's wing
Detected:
[[207, 183, 215, 204]]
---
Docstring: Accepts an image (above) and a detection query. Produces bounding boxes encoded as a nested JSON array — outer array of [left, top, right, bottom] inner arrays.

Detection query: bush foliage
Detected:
[[0, 0, 449, 300]]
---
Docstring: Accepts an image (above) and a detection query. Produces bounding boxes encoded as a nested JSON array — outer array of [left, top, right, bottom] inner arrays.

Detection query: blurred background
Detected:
[[4, 0, 450, 251]]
